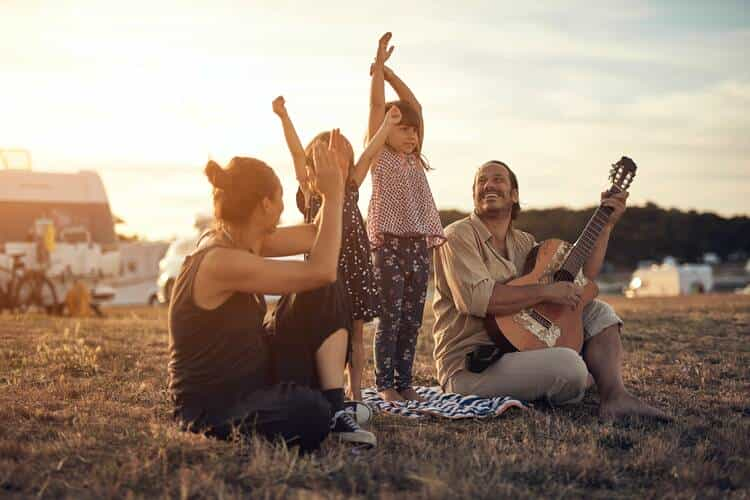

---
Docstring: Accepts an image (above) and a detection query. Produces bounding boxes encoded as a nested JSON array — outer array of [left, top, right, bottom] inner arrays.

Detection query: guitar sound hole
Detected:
[[554, 269, 575, 282]]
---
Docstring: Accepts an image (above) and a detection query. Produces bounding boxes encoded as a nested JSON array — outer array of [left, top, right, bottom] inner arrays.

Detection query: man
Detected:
[[432, 160, 668, 421]]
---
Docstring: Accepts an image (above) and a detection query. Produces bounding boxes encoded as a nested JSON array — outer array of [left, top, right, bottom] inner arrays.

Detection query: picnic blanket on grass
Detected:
[[361, 386, 525, 419]]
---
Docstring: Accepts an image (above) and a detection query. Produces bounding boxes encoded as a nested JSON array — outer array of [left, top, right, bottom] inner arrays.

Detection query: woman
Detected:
[[167, 132, 375, 452]]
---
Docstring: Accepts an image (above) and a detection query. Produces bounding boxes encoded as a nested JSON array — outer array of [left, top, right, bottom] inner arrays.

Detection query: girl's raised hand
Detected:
[[385, 105, 402, 126], [369, 63, 395, 80], [375, 32, 394, 67], [272, 96, 287, 117], [312, 129, 344, 199]]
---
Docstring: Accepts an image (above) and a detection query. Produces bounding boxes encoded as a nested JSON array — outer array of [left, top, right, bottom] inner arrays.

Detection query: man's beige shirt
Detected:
[[432, 212, 536, 387]]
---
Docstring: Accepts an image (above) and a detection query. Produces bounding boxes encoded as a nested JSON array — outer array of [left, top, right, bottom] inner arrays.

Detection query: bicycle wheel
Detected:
[[15, 273, 59, 314]]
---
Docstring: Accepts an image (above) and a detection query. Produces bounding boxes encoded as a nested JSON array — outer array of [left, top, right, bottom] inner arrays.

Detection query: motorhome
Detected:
[[625, 262, 714, 298], [0, 152, 120, 310]]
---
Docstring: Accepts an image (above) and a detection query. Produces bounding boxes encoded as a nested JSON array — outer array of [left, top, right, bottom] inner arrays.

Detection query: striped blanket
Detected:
[[361, 386, 525, 419]]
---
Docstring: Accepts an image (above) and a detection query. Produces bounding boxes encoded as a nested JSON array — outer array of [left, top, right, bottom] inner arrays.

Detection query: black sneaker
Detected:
[[344, 400, 372, 426], [330, 409, 377, 447]]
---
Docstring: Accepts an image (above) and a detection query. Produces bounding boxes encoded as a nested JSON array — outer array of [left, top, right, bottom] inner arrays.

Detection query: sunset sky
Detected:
[[2, 1, 748, 240]]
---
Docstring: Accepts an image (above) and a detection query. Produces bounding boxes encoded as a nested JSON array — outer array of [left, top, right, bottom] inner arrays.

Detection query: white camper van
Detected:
[[0, 159, 120, 311], [625, 262, 713, 298]]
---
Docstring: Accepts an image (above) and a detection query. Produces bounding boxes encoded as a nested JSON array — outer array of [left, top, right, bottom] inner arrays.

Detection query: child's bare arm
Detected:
[[272, 96, 310, 196], [351, 106, 402, 187], [383, 65, 425, 150], [368, 32, 394, 142]]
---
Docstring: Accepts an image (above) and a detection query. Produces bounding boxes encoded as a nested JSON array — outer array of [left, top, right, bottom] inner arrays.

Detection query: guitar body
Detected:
[[489, 239, 599, 352]]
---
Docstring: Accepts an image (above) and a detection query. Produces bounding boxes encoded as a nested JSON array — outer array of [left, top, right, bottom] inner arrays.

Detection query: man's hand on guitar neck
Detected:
[[543, 282, 584, 309], [601, 190, 628, 228], [582, 190, 629, 280]]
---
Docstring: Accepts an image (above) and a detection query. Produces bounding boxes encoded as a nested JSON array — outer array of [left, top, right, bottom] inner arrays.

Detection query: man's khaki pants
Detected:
[[445, 300, 622, 405]]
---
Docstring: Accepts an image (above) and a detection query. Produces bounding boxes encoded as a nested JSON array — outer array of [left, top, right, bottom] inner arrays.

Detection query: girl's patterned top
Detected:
[[367, 147, 445, 249], [296, 180, 381, 321]]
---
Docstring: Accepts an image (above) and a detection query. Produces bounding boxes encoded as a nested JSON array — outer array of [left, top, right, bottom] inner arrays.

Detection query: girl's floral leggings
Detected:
[[372, 235, 430, 391]]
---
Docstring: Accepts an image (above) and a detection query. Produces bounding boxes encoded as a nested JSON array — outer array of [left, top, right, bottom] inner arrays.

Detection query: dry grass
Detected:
[[1, 294, 749, 499]]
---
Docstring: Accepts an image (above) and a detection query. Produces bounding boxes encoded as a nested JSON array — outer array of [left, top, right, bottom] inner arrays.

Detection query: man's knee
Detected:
[[546, 348, 589, 405], [583, 300, 623, 342]]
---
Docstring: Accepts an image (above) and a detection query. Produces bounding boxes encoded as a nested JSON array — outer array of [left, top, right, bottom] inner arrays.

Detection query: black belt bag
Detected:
[[465, 345, 505, 373]]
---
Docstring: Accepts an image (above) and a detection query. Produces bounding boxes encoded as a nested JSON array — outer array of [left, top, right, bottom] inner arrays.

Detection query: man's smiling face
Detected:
[[473, 162, 518, 217]]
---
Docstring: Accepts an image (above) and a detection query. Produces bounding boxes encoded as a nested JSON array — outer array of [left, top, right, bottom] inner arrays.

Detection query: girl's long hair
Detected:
[[385, 100, 431, 171]]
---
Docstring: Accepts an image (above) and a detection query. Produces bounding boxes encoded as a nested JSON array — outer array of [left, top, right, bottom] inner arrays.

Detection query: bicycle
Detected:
[[0, 253, 59, 314]]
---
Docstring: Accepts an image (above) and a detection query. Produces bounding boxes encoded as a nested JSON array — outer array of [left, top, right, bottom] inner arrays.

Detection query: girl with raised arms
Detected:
[[367, 33, 446, 402], [272, 95, 404, 401]]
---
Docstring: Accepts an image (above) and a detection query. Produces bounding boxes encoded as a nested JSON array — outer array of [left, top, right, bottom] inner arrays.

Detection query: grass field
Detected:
[[1, 294, 749, 499]]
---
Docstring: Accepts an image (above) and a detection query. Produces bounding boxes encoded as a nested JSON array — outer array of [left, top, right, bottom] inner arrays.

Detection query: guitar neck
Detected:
[[560, 186, 621, 277]]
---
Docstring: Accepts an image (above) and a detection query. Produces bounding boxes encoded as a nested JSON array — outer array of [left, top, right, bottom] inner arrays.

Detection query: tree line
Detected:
[[439, 203, 750, 269]]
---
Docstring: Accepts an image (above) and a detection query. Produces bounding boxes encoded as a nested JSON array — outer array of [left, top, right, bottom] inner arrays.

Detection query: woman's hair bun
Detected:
[[205, 160, 227, 189]]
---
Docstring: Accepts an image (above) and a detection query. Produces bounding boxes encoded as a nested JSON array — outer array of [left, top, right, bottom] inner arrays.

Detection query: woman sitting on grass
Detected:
[[167, 132, 374, 453]]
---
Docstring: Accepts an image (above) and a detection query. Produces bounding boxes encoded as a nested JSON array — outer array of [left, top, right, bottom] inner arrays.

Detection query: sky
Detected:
[[1, 0, 749, 240]]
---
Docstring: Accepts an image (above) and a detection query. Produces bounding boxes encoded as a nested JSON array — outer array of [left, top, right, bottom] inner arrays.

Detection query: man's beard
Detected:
[[475, 192, 513, 218]]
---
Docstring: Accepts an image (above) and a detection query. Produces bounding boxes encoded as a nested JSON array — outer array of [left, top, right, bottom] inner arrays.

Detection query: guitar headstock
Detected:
[[609, 156, 637, 193]]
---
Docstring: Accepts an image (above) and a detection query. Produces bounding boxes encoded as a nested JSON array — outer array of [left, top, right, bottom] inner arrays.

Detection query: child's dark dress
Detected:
[[297, 180, 381, 321]]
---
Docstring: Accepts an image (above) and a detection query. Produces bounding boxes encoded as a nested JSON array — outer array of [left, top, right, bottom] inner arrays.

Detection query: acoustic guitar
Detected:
[[485, 156, 637, 352]]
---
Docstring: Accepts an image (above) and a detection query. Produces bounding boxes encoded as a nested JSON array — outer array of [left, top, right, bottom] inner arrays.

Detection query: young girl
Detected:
[[367, 33, 446, 402], [272, 96, 402, 401]]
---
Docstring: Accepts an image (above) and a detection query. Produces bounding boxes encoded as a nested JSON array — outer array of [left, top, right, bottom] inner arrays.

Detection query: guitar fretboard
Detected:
[[560, 186, 621, 277]]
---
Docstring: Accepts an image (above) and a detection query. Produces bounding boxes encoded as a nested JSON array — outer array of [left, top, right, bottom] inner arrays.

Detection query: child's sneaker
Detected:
[[330, 409, 377, 447], [344, 400, 372, 426]]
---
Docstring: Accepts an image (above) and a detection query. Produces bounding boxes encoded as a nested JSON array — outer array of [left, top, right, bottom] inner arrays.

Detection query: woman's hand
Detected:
[[312, 129, 344, 199], [329, 128, 351, 176], [272, 96, 287, 117]]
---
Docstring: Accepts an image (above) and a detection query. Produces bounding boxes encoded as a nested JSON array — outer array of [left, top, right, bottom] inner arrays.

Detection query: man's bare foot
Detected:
[[399, 387, 425, 402], [599, 392, 672, 422], [379, 388, 405, 402]]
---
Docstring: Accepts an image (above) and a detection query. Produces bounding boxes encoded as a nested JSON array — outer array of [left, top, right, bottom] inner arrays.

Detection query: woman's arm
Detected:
[[383, 65, 425, 150], [350, 106, 402, 187], [204, 132, 345, 295], [260, 223, 316, 257], [273, 96, 311, 197], [368, 32, 393, 142]]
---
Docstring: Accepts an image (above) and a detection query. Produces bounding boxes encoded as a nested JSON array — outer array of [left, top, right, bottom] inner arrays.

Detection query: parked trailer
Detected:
[[625, 263, 713, 298], [0, 167, 120, 310]]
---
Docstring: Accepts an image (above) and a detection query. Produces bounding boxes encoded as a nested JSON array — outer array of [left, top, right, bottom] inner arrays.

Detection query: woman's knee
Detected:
[[317, 328, 348, 355], [351, 321, 364, 341], [285, 387, 331, 452]]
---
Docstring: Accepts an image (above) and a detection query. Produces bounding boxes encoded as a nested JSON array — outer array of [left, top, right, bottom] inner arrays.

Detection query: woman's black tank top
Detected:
[[167, 244, 270, 416]]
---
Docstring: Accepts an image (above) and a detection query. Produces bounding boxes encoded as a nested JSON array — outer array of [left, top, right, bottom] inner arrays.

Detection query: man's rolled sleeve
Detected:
[[437, 229, 494, 317]]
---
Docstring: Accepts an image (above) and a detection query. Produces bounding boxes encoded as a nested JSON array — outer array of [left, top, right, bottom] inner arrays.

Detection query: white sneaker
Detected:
[[344, 400, 372, 426], [330, 409, 377, 447]]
